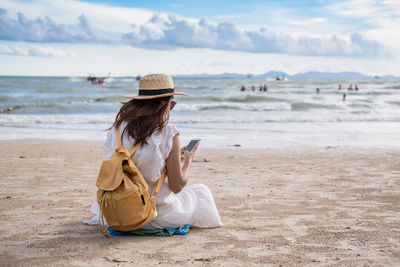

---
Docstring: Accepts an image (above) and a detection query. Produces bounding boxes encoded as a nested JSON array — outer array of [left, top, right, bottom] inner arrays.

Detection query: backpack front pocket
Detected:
[[113, 192, 150, 230], [98, 192, 120, 228]]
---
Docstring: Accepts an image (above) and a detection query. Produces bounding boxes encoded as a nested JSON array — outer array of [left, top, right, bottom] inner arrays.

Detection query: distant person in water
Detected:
[[355, 84, 359, 91], [343, 94, 346, 101], [316, 88, 320, 93], [251, 85, 256, 91], [240, 85, 246, 92], [259, 85, 262, 92], [263, 84, 268, 92], [348, 84, 353, 90], [338, 84, 342, 90]]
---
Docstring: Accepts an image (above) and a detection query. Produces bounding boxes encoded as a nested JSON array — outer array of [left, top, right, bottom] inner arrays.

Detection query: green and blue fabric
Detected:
[[108, 224, 191, 237]]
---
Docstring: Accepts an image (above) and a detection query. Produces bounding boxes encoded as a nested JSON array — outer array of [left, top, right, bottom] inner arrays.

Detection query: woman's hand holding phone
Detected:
[[181, 139, 200, 164]]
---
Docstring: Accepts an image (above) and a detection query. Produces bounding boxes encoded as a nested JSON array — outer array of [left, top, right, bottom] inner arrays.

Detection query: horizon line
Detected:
[[0, 70, 398, 78]]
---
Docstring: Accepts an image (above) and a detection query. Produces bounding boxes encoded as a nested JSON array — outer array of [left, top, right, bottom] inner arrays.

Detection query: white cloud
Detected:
[[0, 8, 109, 43], [288, 17, 326, 26], [329, 0, 395, 18], [328, 0, 400, 47], [122, 14, 388, 57], [28, 45, 77, 57], [1, 0, 154, 32], [0, 43, 76, 57]]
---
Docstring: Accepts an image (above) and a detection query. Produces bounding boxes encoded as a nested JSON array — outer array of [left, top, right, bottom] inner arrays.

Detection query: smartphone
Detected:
[[185, 139, 201, 151]]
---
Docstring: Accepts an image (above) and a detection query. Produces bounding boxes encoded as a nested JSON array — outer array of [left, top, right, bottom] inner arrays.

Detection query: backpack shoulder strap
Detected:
[[129, 143, 140, 156], [115, 126, 140, 157], [113, 126, 127, 158], [116, 126, 123, 148], [153, 169, 166, 194]]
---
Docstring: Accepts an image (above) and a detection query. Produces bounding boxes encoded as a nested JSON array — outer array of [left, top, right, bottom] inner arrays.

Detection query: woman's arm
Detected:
[[166, 134, 198, 193]]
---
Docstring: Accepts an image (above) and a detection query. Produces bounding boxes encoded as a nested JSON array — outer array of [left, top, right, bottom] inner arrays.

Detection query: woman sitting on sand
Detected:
[[85, 74, 222, 229]]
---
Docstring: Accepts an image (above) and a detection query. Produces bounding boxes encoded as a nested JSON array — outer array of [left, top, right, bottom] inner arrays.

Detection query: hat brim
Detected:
[[126, 92, 189, 100]]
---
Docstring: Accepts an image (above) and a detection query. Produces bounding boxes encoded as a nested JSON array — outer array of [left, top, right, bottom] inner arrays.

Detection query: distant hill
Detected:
[[255, 71, 288, 78], [174, 71, 398, 79], [174, 71, 288, 79], [293, 71, 369, 79], [174, 73, 253, 78]]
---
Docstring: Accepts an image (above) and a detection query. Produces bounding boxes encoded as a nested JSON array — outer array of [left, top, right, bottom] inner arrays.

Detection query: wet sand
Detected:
[[1, 141, 399, 266]]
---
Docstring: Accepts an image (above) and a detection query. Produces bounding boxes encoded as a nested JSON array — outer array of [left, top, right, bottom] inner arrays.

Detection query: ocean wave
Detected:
[[287, 90, 312, 94], [291, 102, 341, 111], [387, 101, 400, 106], [385, 85, 400, 89], [0, 114, 114, 125], [228, 95, 289, 103], [358, 98, 374, 103], [178, 85, 211, 90], [171, 116, 400, 124], [199, 105, 242, 111], [176, 102, 289, 112], [184, 95, 288, 103], [14, 103, 67, 110], [0, 96, 17, 102], [0, 103, 68, 113], [191, 86, 210, 89], [364, 91, 392, 95], [0, 101, 111, 113], [5, 96, 120, 105], [92, 95, 126, 102], [103, 85, 127, 89], [348, 103, 372, 109], [184, 96, 222, 102], [36, 87, 80, 93], [1, 113, 400, 126]]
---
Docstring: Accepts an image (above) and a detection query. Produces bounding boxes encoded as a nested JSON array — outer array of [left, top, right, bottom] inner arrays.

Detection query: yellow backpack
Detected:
[[96, 126, 166, 236]]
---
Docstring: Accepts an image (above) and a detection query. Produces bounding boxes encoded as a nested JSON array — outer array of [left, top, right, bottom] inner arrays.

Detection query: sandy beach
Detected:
[[1, 140, 400, 266]]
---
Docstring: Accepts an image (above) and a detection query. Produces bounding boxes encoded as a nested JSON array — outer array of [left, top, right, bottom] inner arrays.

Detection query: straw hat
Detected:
[[128, 73, 188, 100]]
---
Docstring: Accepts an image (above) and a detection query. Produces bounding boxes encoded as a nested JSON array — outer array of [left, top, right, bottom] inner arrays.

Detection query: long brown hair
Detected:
[[112, 96, 172, 146]]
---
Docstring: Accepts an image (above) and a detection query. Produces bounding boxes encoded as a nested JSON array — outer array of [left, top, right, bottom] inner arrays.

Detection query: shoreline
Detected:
[[1, 141, 399, 265], [1, 119, 400, 149]]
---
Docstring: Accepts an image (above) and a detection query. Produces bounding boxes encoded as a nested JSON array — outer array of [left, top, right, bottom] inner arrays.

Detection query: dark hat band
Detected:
[[138, 88, 174, 96]]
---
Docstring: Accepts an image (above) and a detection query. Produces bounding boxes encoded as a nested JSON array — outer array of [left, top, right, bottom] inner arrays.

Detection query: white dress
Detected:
[[84, 122, 222, 229]]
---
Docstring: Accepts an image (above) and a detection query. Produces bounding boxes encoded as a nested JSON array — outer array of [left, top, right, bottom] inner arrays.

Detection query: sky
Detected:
[[0, 0, 400, 76]]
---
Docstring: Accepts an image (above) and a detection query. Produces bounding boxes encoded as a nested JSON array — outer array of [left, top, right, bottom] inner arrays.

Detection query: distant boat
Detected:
[[276, 75, 285, 81], [87, 73, 110, 85]]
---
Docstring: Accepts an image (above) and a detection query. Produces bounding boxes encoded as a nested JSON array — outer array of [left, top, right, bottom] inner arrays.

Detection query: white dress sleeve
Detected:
[[103, 126, 117, 159], [161, 124, 179, 160], [143, 124, 179, 184]]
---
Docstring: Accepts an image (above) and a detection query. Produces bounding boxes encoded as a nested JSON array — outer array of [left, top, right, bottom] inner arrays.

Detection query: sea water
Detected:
[[0, 76, 399, 148]]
